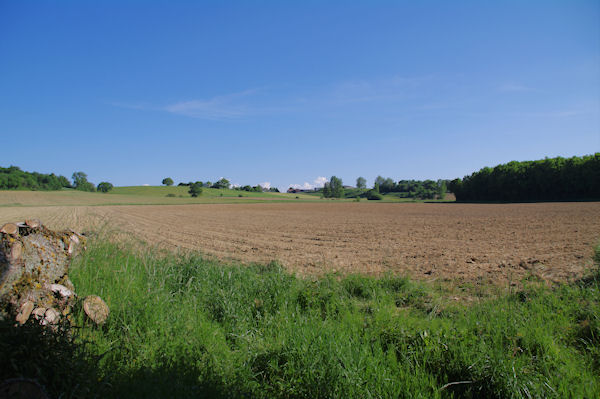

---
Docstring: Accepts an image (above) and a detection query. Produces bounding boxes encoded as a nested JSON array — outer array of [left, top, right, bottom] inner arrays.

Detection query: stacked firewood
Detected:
[[0, 220, 108, 327]]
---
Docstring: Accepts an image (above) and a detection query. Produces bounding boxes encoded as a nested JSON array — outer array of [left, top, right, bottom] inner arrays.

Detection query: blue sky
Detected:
[[1, 1, 598, 190]]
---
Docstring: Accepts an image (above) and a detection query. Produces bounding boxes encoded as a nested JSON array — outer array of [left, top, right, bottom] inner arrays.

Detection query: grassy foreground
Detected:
[[2, 240, 599, 398]]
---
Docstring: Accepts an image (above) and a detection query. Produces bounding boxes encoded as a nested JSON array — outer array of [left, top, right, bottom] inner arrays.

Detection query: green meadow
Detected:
[[2, 236, 598, 398]]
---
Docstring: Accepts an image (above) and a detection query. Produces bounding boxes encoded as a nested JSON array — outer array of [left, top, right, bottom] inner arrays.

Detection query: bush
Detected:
[[188, 182, 203, 197], [166, 193, 176, 198], [366, 190, 383, 200], [97, 182, 113, 193]]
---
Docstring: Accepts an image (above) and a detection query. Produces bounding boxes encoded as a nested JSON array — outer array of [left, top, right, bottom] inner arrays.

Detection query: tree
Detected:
[[437, 180, 447, 200], [72, 172, 95, 192], [356, 177, 367, 189], [322, 183, 331, 198], [329, 176, 344, 198], [212, 178, 230, 189], [162, 177, 174, 186], [97, 182, 113, 193], [188, 182, 203, 197]]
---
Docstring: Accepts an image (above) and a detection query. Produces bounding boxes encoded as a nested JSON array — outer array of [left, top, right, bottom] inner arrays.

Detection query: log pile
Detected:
[[0, 220, 108, 327]]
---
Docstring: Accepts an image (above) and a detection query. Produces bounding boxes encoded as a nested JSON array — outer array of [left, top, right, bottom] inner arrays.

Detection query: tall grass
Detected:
[[2, 239, 599, 398]]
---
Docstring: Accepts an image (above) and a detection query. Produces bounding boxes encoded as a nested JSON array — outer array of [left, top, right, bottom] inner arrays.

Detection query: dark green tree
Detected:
[[162, 177, 174, 186], [72, 172, 95, 192], [97, 182, 114, 193], [322, 183, 331, 198], [212, 178, 230, 189], [329, 176, 344, 198], [188, 182, 203, 197]]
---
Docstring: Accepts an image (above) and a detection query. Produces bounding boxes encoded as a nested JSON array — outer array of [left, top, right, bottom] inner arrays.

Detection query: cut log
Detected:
[[0, 220, 85, 322], [0, 223, 18, 236], [83, 295, 109, 325], [15, 301, 34, 325], [48, 284, 74, 298], [32, 307, 46, 321], [24, 219, 42, 229], [43, 308, 60, 325], [10, 242, 22, 261]]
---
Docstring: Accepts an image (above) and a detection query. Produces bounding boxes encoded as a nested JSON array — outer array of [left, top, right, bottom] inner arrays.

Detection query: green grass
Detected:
[[0, 186, 320, 207], [2, 239, 598, 398], [111, 185, 316, 200]]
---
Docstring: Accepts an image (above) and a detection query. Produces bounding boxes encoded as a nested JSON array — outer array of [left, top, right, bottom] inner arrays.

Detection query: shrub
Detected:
[[188, 182, 203, 197], [366, 190, 383, 200], [97, 182, 113, 193]]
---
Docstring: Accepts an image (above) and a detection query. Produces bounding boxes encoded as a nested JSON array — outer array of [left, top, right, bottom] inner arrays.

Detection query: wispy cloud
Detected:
[[110, 75, 430, 120], [164, 89, 257, 120], [259, 181, 271, 189], [326, 75, 427, 105]]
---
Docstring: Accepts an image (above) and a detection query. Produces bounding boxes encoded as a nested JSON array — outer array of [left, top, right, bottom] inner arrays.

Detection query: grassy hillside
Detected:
[[0, 186, 318, 207], [111, 185, 316, 199], [2, 237, 598, 398]]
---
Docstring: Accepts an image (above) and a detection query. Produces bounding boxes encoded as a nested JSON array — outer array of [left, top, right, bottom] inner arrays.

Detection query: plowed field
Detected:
[[1, 202, 599, 282]]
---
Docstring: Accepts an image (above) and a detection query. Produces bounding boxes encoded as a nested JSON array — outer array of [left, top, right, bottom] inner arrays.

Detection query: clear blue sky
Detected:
[[1, 1, 598, 190]]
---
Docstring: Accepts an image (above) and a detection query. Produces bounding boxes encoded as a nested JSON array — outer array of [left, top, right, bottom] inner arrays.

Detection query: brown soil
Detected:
[[2, 202, 599, 283]]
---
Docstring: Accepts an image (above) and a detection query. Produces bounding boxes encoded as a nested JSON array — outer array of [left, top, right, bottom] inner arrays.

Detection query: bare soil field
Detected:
[[1, 201, 599, 283]]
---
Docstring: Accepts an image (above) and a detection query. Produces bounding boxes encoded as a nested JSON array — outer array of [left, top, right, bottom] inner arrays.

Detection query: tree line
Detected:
[[448, 153, 600, 202], [371, 176, 447, 200], [0, 166, 72, 190], [0, 166, 115, 193], [318, 176, 448, 200]]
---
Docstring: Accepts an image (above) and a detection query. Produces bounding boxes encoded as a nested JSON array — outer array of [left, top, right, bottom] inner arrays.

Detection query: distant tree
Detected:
[[329, 176, 344, 198], [204, 181, 212, 188], [57, 175, 72, 188], [188, 182, 203, 197], [356, 177, 367, 189], [72, 171, 87, 188], [437, 179, 447, 200], [322, 183, 331, 198], [97, 182, 113, 193], [269, 187, 280, 193], [215, 177, 231, 188], [212, 178, 230, 189], [72, 171, 95, 192], [178, 182, 189, 186], [162, 177, 174, 186]]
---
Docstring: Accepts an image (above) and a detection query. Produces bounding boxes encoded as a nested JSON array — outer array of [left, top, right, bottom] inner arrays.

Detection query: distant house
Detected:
[[287, 188, 304, 194]]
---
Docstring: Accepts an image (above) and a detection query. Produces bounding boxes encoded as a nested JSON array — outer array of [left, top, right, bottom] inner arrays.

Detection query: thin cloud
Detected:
[[327, 75, 426, 105], [164, 90, 257, 120]]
